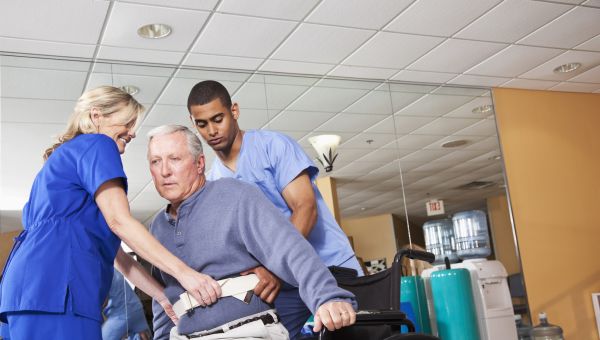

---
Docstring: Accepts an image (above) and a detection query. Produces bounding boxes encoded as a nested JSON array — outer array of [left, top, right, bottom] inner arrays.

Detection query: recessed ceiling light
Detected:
[[137, 24, 172, 39], [441, 139, 468, 148], [472, 104, 493, 114], [553, 62, 581, 74], [120, 85, 139, 95], [360, 207, 367, 211]]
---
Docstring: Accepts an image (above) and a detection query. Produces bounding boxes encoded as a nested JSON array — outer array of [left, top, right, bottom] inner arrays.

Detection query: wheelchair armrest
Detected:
[[355, 310, 408, 325]]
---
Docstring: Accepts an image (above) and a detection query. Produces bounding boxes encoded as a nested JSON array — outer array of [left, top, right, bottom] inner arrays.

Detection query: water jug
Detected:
[[530, 312, 564, 340], [515, 314, 532, 340], [452, 210, 491, 260], [422, 219, 458, 264]]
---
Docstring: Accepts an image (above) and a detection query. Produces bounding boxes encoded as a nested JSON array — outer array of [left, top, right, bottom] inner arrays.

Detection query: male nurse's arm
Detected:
[[281, 170, 318, 238]]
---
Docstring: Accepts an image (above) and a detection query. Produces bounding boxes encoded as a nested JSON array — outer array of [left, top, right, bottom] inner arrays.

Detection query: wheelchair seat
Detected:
[[315, 249, 440, 340]]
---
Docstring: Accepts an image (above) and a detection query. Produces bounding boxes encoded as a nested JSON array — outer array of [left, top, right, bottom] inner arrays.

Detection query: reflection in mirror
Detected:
[[0, 54, 528, 334]]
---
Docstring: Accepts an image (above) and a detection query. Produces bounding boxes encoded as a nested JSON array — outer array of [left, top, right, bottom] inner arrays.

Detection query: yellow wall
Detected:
[[0, 231, 20, 272], [315, 176, 341, 224], [487, 194, 520, 275], [493, 88, 600, 339], [341, 214, 398, 265]]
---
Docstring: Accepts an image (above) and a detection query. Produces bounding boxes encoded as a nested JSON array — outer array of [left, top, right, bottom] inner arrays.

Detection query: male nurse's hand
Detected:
[[313, 301, 356, 332], [241, 266, 281, 304]]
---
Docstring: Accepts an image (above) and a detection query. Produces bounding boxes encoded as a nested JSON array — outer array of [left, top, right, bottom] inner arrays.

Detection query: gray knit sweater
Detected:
[[150, 178, 356, 336]]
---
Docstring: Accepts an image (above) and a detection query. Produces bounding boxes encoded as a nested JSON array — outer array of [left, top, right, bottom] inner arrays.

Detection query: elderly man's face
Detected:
[[148, 132, 205, 205]]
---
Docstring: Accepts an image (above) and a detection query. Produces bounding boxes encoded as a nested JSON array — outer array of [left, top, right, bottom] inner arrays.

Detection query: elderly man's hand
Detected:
[[313, 301, 356, 332], [241, 266, 281, 304], [178, 269, 222, 307]]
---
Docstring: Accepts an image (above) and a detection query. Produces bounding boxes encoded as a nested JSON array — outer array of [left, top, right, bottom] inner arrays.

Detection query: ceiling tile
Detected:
[[519, 50, 600, 81], [174, 68, 250, 82], [1, 98, 75, 124], [93, 63, 175, 77], [0, 56, 90, 71], [408, 39, 507, 73], [355, 148, 406, 163], [236, 109, 271, 129], [259, 59, 335, 75], [102, 2, 208, 53], [424, 135, 487, 149], [466, 45, 564, 77], [272, 23, 374, 64], [287, 86, 369, 112], [316, 79, 381, 90], [411, 117, 482, 136], [86, 73, 169, 104], [396, 94, 474, 117], [218, 0, 318, 20], [231, 82, 267, 109], [192, 14, 296, 58], [366, 115, 436, 134], [431, 87, 489, 96], [103, 2, 209, 51], [328, 66, 398, 80], [464, 136, 500, 151], [1, 123, 62, 211], [343, 90, 393, 115], [0, 0, 108, 44], [549, 81, 600, 92], [341, 133, 397, 149], [455, 0, 571, 43], [0, 37, 96, 59], [143, 104, 190, 127], [1, 67, 86, 100], [250, 74, 319, 87], [385, 0, 500, 36], [454, 118, 498, 136], [158, 77, 243, 105], [344, 32, 443, 69], [444, 96, 494, 118], [390, 134, 443, 150], [97, 46, 185, 65], [400, 149, 450, 163], [518, 6, 600, 48], [120, 0, 218, 10], [568, 64, 600, 83], [307, 0, 412, 29], [500, 78, 559, 90], [316, 113, 388, 133], [448, 74, 511, 87], [583, 0, 600, 6], [267, 110, 336, 131], [575, 34, 600, 52], [264, 83, 312, 110], [391, 70, 457, 83], [183, 53, 262, 70]]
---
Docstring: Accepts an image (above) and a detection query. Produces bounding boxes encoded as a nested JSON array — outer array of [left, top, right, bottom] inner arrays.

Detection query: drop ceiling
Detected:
[[1, 0, 600, 232]]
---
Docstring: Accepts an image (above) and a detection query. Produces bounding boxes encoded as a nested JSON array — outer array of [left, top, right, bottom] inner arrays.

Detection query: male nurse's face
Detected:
[[148, 132, 204, 205], [189, 98, 240, 152]]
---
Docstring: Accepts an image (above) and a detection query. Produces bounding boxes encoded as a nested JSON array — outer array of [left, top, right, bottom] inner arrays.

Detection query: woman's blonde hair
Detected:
[[43, 86, 145, 160]]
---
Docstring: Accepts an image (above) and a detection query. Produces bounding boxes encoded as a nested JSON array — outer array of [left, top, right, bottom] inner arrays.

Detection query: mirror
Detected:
[[0, 54, 528, 330]]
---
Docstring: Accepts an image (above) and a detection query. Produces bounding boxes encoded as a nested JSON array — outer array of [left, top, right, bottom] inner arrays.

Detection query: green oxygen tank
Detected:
[[401, 275, 431, 334], [431, 258, 480, 340]]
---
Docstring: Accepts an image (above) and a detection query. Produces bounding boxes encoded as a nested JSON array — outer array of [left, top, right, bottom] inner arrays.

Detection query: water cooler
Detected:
[[421, 210, 518, 340]]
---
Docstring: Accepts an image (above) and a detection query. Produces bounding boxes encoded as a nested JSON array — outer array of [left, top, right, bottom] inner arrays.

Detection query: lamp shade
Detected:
[[309, 134, 341, 172]]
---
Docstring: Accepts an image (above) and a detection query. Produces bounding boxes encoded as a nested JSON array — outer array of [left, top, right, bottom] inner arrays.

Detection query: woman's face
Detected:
[[93, 106, 137, 154]]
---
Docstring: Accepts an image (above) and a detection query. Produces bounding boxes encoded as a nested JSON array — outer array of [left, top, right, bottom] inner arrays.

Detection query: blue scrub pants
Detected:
[[3, 290, 102, 340], [276, 256, 364, 340]]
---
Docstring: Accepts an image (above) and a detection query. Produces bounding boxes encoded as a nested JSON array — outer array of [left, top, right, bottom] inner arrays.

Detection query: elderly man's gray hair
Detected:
[[147, 124, 203, 159]]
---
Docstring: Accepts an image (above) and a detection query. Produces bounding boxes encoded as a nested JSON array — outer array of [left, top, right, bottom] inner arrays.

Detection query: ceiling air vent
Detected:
[[455, 181, 496, 190]]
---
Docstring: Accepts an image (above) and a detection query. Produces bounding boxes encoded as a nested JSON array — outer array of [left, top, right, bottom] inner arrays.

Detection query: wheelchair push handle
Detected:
[[393, 249, 435, 264]]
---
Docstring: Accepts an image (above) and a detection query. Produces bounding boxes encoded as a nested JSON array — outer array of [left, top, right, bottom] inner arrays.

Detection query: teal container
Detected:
[[431, 268, 480, 340], [400, 276, 431, 334]]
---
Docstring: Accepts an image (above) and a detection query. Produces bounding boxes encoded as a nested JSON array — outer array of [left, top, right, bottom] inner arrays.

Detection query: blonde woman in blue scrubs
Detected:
[[0, 86, 222, 340]]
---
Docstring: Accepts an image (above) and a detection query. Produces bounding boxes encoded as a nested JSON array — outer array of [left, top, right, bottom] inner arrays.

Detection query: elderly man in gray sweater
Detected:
[[146, 125, 356, 340]]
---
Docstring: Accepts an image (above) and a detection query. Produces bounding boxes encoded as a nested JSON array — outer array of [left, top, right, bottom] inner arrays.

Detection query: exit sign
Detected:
[[426, 199, 445, 216]]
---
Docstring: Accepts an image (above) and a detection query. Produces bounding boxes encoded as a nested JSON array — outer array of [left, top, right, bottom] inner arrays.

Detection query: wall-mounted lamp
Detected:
[[309, 134, 341, 172]]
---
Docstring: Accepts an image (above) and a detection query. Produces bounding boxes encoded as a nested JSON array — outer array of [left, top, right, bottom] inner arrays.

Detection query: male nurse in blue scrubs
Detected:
[[186, 80, 363, 339]]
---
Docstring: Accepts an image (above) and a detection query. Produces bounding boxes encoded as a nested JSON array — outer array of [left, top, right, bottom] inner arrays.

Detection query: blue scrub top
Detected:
[[207, 130, 355, 267], [0, 134, 127, 322]]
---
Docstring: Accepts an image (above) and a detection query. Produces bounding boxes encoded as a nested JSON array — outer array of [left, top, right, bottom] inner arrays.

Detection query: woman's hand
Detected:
[[177, 268, 222, 307], [157, 296, 179, 325]]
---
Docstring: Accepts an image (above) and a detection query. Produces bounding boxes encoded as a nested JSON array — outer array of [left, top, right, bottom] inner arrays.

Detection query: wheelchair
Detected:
[[312, 249, 440, 340]]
